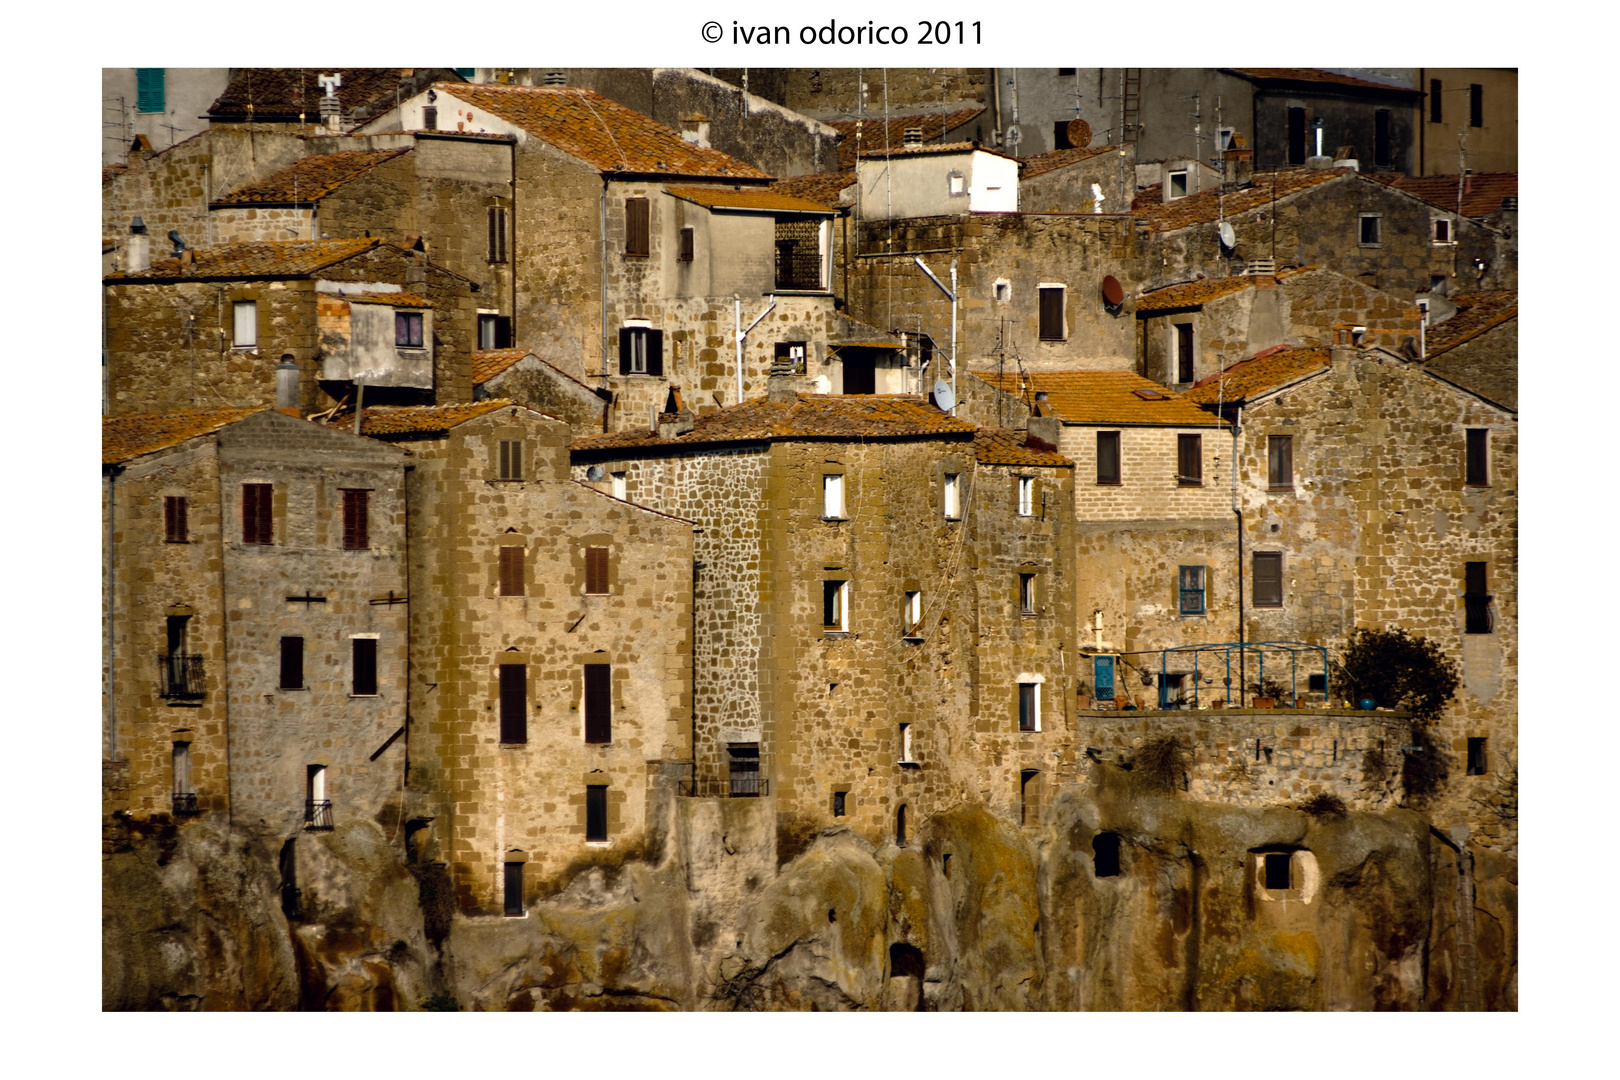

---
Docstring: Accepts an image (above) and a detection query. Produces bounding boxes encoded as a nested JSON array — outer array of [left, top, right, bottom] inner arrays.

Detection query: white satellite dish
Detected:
[[933, 379, 956, 413], [585, 465, 605, 481], [1218, 222, 1236, 250]]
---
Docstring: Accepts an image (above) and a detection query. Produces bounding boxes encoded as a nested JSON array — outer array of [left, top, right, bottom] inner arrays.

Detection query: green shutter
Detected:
[[136, 69, 165, 113]]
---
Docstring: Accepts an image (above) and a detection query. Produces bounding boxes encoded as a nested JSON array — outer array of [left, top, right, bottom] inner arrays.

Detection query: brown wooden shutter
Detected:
[[646, 329, 664, 376], [1097, 431, 1120, 484], [498, 546, 525, 596], [625, 198, 649, 256], [342, 490, 368, 550], [243, 483, 272, 544], [1178, 434, 1202, 484], [585, 785, 608, 841], [1039, 287, 1064, 340], [165, 496, 188, 543], [352, 638, 378, 695], [279, 636, 304, 690], [585, 547, 609, 594], [679, 227, 694, 262], [584, 664, 611, 743], [498, 440, 523, 481], [1466, 429, 1488, 485], [499, 664, 527, 743], [1252, 552, 1283, 607]]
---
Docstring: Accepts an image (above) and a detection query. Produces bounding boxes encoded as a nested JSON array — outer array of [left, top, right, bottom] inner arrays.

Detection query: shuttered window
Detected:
[[499, 664, 527, 743], [498, 546, 525, 596], [280, 637, 304, 690], [164, 496, 188, 543], [498, 439, 523, 480], [584, 547, 609, 594], [1177, 434, 1203, 485], [136, 68, 165, 113], [341, 489, 369, 550], [422, 105, 438, 130], [584, 664, 612, 743], [1252, 552, 1283, 608], [1465, 429, 1489, 486], [625, 197, 650, 257], [586, 785, 608, 841], [1038, 286, 1065, 340], [1268, 435, 1293, 489], [242, 483, 273, 545], [1097, 431, 1121, 485], [487, 207, 508, 263], [618, 328, 664, 375], [352, 638, 378, 695], [679, 227, 694, 262]]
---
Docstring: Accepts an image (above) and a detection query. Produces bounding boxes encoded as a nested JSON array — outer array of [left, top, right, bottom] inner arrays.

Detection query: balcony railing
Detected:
[[676, 776, 770, 799], [304, 799, 334, 831], [171, 791, 201, 816], [1465, 594, 1494, 634], [158, 654, 206, 700]]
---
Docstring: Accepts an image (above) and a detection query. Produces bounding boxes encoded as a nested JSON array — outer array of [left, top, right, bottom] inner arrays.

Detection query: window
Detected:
[[233, 301, 257, 348], [499, 663, 527, 743], [1430, 78, 1443, 123], [1092, 832, 1121, 878], [279, 637, 304, 690], [948, 171, 966, 196], [611, 472, 627, 500], [823, 473, 846, 519], [1465, 562, 1492, 634], [242, 483, 273, 545], [164, 496, 188, 543], [1252, 552, 1283, 608], [903, 591, 922, 636], [618, 327, 664, 375], [1469, 84, 1483, 128], [1158, 673, 1186, 709], [729, 745, 762, 796], [306, 765, 330, 829], [586, 785, 608, 841], [1467, 737, 1488, 776], [1263, 852, 1292, 891], [478, 314, 512, 349], [993, 279, 1010, 303], [775, 341, 807, 374], [136, 68, 165, 113], [1057, 67, 1076, 76], [498, 545, 525, 596], [1433, 218, 1452, 245], [1020, 573, 1037, 615], [1374, 109, 1391, 169], [1038, 286, 1065, 341], [823, 580, 850, 632], [1217, 127, 1235, 152], [1308, 673, 1327, 693], [351, 638, 378, 695], [1167, 170, 1188, 199], [487, 207, 508, 263], [498, 439, 524, 481], [1465, 429, 1489, 486], [1020, 770, 1041, 826], [1053, 121, 1073, 151], [625, 197, 650, 257], [1175, 323, 1195, 383], [1097, 431, 1121, 485], [172, 741, 193, 799], [1178, 565, 1206, 616], [832, 790, 847, 817], [1018, 682, 1040, 732], [1359, 214, 1381, 246], [395, 311, 424, 348], [1177, 434, 1202, 486], [584, 547, 609, 594], [1287, 107, 1307, 165], [341, 489, 369, 550], [679, 227, 694, 262], [896, 804, 908, 847], [943, 473, 961, 519], [503, 860, 525, 916], [584, 664, 612, 743], [1267, 434, 1293, 489], [422, 105, 437, 131], [1018, 476, 1035, 516], [899, 723, 914, 763]]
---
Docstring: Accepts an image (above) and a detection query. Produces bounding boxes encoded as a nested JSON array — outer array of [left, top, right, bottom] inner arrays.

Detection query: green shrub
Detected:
[[1336, 627, 1459, 721]]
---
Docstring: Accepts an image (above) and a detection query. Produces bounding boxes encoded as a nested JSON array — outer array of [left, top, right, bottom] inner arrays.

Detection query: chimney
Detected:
[[1027, 412, 1062, 452], [767, 374, 797, 402], [276, 355, 301, 415], [1222, 147, 1253, 189], [542, 71, 567, 86], [317, 72, 343, 131], [656, 386, 696, 437], [126, 217, 150, 273]]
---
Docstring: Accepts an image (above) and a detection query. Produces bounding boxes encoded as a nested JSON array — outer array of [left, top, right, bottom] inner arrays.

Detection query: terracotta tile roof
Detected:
[[1019, 144, 1117, 180], [1424, 291, 1517, 358], [472, 349, 531, 385], [769, 170, 855, 209], [1372, 172, 1517, 218], [1226, 69, 1419, 94], [572, 394, 972, 453], [439, 85, 768, 179], [106, 238, 384, 281], [974, 428, 1073, 467], [1132, 167, 1349, 232], [208, 69, 463, 123], [972, 371, 1225, 427], [1183, 346, 1333, 405], [333, 399, 523, 437], [1135, 268, 1309, 311], [828, 107, 986, 168], [346, 290, 433, 308], [212, 148, 412, 205], [104, 406, 264, 464], [665, 185, 836, 214]]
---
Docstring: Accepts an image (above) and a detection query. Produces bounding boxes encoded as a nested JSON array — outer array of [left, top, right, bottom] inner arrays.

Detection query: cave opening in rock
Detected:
[[1093, 831, 1121, 878], [889, 942, 925, 980], [1264, 852, 1293, 890]]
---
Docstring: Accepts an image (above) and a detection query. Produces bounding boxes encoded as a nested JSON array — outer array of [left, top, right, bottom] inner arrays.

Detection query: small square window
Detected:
[[948, 171, 966, 196], [775, 341, 807, 374], [1359, 214, 1381, 247], [233, 301, 257, 348], [1168, 170, 1188, 199], [993, 280, 1010, 303], [1264, 852, 1293, 890], [395, 311, 424, 348], [479, 313, 512, 349]]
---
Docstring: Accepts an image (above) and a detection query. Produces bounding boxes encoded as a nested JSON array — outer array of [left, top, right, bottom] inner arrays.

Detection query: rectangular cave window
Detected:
[[584, 664, 612, 743], [1092, 832, 1121, 878], [1020, 769, 1041, 826], [499, 663, 527, 744], [503, 861, 524, 916], [586, 784, 608, 842], [1264, 852, 1293, 891], [896, 803, 908, 847], [351, 637, 378, 696], [832, 790, 847, 817], [279, 636, 304, 690], [1308, 673, 1327, 693], [1467, 737, 1488, 776]]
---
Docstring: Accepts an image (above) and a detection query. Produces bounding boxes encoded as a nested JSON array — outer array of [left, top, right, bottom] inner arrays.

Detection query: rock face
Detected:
[[103, 775, 1516, 1010]]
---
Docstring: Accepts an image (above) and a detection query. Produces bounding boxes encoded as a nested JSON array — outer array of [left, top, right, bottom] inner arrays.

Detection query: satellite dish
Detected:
[[933, 379, 956, 413], [1065, 118, 1092, 149], [585, 465, 605, 481], [1218, 222, 1236, 250], [1101, 275, 1125, 307]]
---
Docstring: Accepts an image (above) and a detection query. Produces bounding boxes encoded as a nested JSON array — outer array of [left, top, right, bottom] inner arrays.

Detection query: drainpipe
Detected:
[[991, 68, 1002, 145]]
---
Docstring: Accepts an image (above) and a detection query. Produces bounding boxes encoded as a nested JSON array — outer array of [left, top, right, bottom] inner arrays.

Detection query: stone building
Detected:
[[102, 68, 232, 168], [1420, 290, 1517, 411], [1415, 70, 1518, 175]]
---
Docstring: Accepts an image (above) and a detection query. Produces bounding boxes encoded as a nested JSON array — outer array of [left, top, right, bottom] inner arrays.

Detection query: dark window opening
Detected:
[[1020, 573, 1037, 614], [585, 546, 609, 594], [503, 861, 524, 916], [1360, 215, 1381, 245], [1175, 323, 1195, 383], [942, 853, 951, 877], [841, 353, 876, 394], [279, 636, 304, 690], [351, 638, 378, 696], [1039, 286, 1065, 341], [1467, 737, 1488, 776], [341, 489, 369, 550], [728, 744, 761, 797], [775, 340, 808, 374], [1264, 852, 1293, 891], [1018, 683, 1038, 732], [479, 314, 512, 349], [1374, 109, 1392, 168], [1177, 434, 1202, 485], [1093, 831, 1121, 878], [1053, 120, 1074, 150], [1020, 769, 1041, 826], [422, 105, 438, 131], [1097, 431, 1121, 485], [586, 785, 608, 841], [679, 226, 694, 263], [896, 803, 908, 847], [832, 790, 847, 817], [1168, 170, 1188, 199], [1158, 672, 1186, 709], [1469, 84, 1483, 128], [499, 664, 527, 744], [1268, 434, 1294, 489], [823, 580, 848, 630], [1466, 428, 1489, 486], [889, 942, 925, 980], [618, 327, 664, 375], [625, 197, 649, 257], [1307, 673, 1327, 693], [584, 664, 612, 743], [164, 496, 188, 543], [1253, 552, 1283, 608], [1465, 562, 1492, 634], [487, 206, 508, 263], [1056, 67, 1076, 77], [1287, 107, 1307, 165], [242, 483, 273, 545], [498, 546, 525, 596], [279, 838, 302, 919], [395, 312, 424, 348], [1430, 79, 1443, 123]]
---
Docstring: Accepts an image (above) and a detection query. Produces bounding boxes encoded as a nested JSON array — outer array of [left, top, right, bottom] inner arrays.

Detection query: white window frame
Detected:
[[1432, 218, 1453, 245], [233, 301, 257, 348], [1167, 169, 1189, 199], [823, 473, 846, 520], [943, 473, 961, 519], [1017, 679, 1042, 732], [825, 580, 850, 633], [993, 279, 1011, 304], [611, 472, 627, 500], [1020, 572, 1037, 615], [903, 590, 922, 636], [947, 170, 967, 197], [899, 722, 914, 763], [1018, 476, 1035, 517]]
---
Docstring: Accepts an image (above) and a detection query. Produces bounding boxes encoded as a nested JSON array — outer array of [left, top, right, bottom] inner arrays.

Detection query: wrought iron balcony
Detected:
[[1464, 594, 1494, 634], [171, 791, 200, 815], [677, 776, 769, 799], [304, 799, 334, 831], [158, 654, 206, 700]]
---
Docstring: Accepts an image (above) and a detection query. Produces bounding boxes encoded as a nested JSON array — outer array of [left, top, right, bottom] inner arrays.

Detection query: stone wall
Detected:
[[778, 67, 990, 120], [1020, 147, 1136, 214]]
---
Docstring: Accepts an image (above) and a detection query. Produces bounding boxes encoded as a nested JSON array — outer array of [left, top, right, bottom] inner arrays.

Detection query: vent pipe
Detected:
[[276, 355, 301, 414], [127, 217, 150, 273]]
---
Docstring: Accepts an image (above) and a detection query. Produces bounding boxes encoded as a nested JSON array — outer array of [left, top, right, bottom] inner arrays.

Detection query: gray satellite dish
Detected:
[[1218, 222, 1236, 250], [585, 465, 605, 481], [933, 379, 956, 413]]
